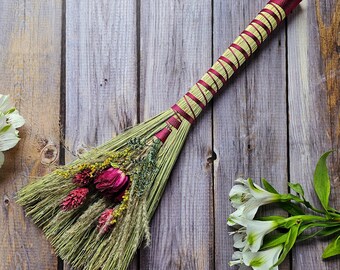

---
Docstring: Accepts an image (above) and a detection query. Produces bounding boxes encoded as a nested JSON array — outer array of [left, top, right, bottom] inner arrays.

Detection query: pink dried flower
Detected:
[[97, 208, 114, 234], [94, 167, 129, 197], [73, 168, 93, 186], [61, 187, 89, 211]]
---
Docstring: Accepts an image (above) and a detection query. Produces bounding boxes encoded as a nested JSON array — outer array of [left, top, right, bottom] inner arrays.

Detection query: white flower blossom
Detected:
[[228, 178, 281, 224], [229, 245, 283, 270], [0, 95, 25, 168], [243, 245, 283, 270], [229, 216, 280, 252]]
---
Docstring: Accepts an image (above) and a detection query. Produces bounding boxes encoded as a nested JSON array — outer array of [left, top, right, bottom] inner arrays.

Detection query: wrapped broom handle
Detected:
[[156, 0, 302, 140]]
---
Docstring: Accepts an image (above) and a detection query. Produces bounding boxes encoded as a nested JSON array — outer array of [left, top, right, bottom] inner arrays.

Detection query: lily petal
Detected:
[[229, 184, 252, 208], [245, 220, 279, 252], [233, 231, 247, 249], [0, 126, 20, 151], [0, 95, 12, 113], [7, 110, 25, 128], [243, 245, 283, 270]]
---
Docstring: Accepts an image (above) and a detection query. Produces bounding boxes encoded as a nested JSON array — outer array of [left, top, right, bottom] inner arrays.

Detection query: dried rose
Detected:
[[94, 167, 129, 196], [97, 208, 114, 234], [61, 187, 89, 211]]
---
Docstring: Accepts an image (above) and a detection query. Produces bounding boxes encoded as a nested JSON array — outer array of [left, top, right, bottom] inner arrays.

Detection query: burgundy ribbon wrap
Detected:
[[270, 0, 302, 15]]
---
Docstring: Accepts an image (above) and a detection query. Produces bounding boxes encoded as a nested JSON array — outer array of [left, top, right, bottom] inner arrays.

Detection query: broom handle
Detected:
[[157, 0, 302, 139]]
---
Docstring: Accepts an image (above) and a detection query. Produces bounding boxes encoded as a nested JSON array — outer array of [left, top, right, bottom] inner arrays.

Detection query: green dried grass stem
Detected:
[[17, 107, 193, 270]]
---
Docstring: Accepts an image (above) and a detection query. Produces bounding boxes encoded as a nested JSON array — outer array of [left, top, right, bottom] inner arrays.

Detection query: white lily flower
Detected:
[[7, 110, 25, 128], [0, 125, 20, 152], [229, 227, 247, 249], [228, 178, 281, 221], [229, 183, 252, 208], [233, 231, 247, 249], [0, 94, 25, 168], [245, 219, 279, 252], [243, 245, 283, 270], [0, 95, 12, 113], [228, 216, 279, 252], [229, 252, 242, 267], [0, 127, 19, 168], [229, 245, 283, 270]]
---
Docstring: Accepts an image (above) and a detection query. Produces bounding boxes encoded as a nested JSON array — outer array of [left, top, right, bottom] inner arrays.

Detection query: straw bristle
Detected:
[[17, 108, 192, 270]]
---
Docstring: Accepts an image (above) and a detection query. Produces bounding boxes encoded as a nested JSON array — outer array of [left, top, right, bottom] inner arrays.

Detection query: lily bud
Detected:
[[61, 187, 89, 211]]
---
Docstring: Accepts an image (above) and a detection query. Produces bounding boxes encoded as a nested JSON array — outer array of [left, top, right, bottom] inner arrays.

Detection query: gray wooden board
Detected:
[[64, 0, 138, 269], [0, 0, 62, 269], [139, 0, 213, 269], [288, 1, 340, 269], [0, 0, 339, 269], [213, 0, 289, 269]]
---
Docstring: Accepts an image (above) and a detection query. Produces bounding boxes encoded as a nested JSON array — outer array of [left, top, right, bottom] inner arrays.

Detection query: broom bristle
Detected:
[[17, 107, 193, 270]]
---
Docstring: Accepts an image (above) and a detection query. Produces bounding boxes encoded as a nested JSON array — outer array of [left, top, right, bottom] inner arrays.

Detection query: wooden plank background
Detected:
[[0, 0, 339, 269]]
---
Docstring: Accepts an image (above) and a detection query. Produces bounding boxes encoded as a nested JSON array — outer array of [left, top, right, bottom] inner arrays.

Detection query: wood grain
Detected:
[[288, 1, 340, 269], [0, 0, 338, 269], [213, 0, 289, 269], [0, 0, 62, 269], [63, 1, 139, 269], [139, 0, 213, 269]]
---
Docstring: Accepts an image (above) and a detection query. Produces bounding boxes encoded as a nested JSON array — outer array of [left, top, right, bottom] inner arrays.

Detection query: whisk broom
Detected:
[[18, 0, 302, 269]]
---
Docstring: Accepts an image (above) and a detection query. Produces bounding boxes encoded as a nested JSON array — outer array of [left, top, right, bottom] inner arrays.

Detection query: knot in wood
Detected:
[[3, 195, 10, 206], [207, 150, 217, 164], [40, 144, 59, 165]]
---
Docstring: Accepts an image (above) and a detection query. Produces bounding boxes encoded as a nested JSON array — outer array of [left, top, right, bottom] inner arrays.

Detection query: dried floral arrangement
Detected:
[[0, 94, 25, 168], [17, 1, 303, 269], [228, 152, 340, 270]]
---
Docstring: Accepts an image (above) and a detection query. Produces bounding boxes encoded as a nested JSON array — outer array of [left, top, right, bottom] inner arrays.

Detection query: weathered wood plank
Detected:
[[213, 0, 289, 269], [288, 1, 340, 269], [64, 1, 139, 269], [139, 0, 213, 269], [0, 0, 62, 269]]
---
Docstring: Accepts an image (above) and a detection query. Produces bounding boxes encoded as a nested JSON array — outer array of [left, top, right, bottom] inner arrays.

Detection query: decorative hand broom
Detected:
[[18, 0, 302, 269]]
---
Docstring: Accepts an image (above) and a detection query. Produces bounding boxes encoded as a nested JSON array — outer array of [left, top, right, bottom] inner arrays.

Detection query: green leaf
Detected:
[[322, 235, 340, 259], [297, 222, 340, 242], [262, 178, 278, 193], [279, 202, 305, 216], [275, 221, 301, 266], [314, 151, 333, 212], [262, 233, 288, 250], [261, 179, 305, 215], [318, 227, 340, 238], [288, 182, 305, 197], [328, 207, 340, 215]]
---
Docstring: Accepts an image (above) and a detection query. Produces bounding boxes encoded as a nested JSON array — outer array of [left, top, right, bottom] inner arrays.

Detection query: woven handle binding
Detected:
[[172, 0, 302, 125]]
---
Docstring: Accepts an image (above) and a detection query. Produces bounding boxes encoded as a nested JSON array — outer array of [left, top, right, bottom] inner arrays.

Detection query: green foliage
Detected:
[[322, 235, 340, 259], [228, 151, 340, 270], [313, 151, 333, 212], [275, 222, 300, 267], [262, 178, 278, 193], [288, 182, 305, 198], [262, 178, 305, 216]]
